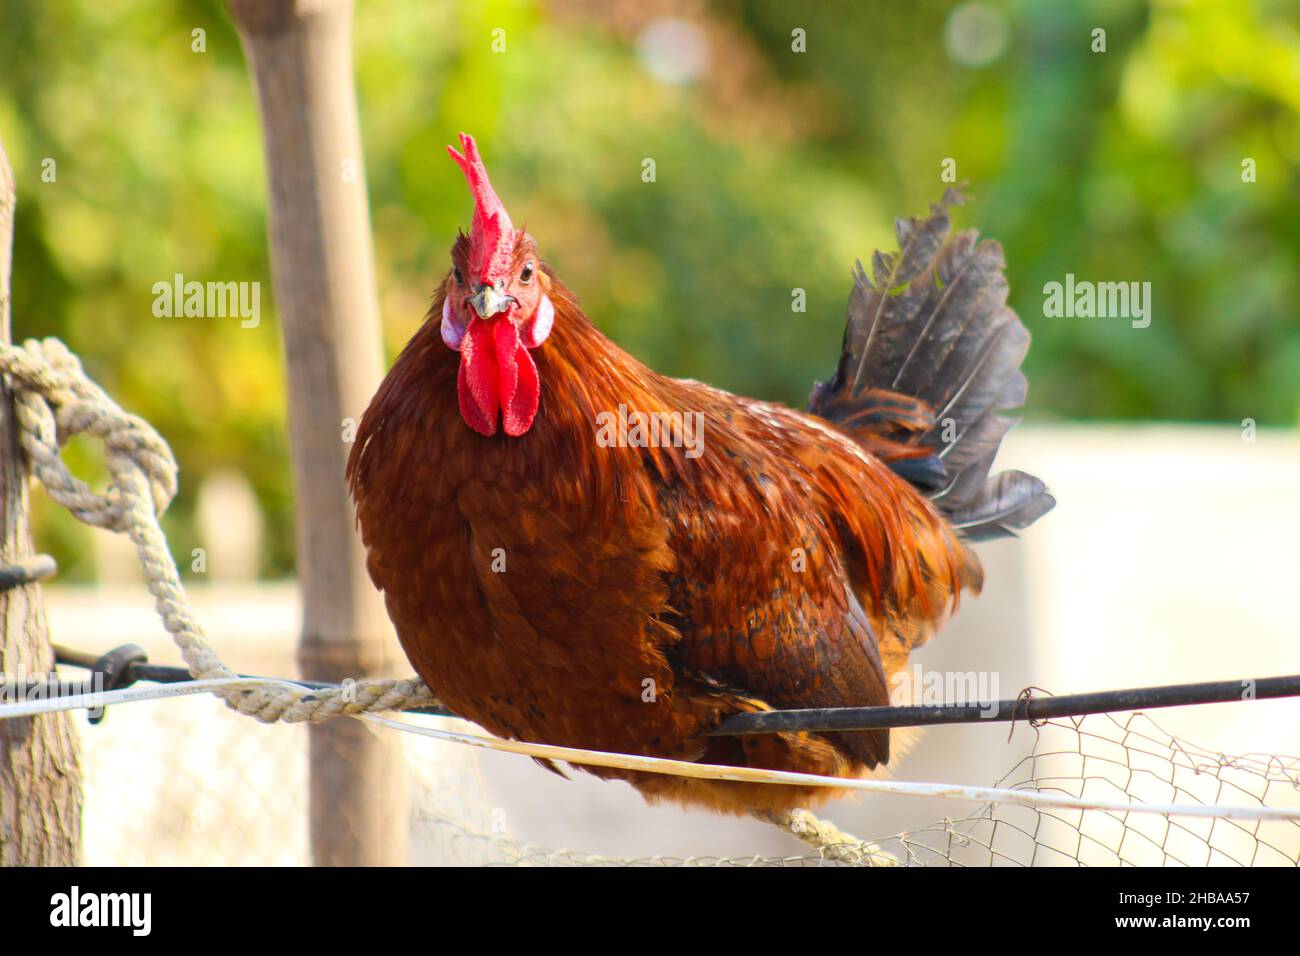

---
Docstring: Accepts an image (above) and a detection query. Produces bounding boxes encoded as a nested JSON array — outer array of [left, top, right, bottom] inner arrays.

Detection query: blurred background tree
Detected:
[[0, 0, 1296, 582]]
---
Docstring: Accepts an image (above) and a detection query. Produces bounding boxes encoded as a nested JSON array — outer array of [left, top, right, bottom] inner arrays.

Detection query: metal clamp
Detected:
[[0, 554, 57, 592], [54, 642, 149, 724]]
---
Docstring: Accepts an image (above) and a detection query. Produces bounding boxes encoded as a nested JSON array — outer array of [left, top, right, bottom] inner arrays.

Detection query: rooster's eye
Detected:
[[453, 266, 464, 286], [520, 261, 535, 285]]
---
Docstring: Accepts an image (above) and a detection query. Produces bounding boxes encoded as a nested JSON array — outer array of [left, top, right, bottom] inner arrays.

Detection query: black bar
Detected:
[[3, 865, 1286, 935], [710, 674, 1300, 735]]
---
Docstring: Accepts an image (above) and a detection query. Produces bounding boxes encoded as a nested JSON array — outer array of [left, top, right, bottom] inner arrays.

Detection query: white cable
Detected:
[[4, 676, 1293, 824], [363, 713, 1300, 824], [0, 677, 315, 720]]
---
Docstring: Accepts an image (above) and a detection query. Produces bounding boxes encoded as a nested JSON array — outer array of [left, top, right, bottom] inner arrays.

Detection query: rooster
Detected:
[[347, 133, 1053, 813]]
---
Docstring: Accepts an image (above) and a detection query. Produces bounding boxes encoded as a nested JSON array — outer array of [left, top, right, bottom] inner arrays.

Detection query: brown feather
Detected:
[[348, 268, 979, 813]]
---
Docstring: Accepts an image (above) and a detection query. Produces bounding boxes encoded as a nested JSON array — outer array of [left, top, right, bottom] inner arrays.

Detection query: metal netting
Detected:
[[75, 693, 1300, 866], [401, 712, 1300, 867]]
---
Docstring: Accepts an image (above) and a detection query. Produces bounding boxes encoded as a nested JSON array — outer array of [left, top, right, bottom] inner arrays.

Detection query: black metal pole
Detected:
[[710, 674, 1300, 735]]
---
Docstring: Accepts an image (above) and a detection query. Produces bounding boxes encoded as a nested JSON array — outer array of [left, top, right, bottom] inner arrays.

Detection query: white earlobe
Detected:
[[520, 294, 554, 349], [441, 296, 466, 350]]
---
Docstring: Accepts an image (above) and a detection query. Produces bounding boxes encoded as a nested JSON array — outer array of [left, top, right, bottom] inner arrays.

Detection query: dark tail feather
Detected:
[[807, 189, 1054, 540]]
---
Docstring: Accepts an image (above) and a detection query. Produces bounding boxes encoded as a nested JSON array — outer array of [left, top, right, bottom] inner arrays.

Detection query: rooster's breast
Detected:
[[355, 436, 711, 759]]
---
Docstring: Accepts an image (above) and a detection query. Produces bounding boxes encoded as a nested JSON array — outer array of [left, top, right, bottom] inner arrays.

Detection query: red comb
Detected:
[[446, 132, 515, 284]]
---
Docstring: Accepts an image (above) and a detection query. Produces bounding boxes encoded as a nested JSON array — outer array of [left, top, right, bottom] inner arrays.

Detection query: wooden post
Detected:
[[226, 0, 407, 866], [0, 140, 82, 865]]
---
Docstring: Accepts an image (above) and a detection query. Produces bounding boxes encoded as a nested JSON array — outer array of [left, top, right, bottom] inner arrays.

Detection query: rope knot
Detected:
[[1, 337, 177, 530], [0, 337, 434, 723]]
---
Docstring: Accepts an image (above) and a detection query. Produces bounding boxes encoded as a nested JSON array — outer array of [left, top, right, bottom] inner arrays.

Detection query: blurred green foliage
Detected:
[[0, 0, 1297, 581]]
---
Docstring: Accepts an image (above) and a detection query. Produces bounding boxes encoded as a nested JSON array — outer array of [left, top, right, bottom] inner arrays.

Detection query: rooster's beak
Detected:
[[468, 284, 515, 319]]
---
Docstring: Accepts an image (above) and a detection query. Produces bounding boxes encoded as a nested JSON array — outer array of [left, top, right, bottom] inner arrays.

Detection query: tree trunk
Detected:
[[226, 0, 408, 866], [0, 140, 82, 866]]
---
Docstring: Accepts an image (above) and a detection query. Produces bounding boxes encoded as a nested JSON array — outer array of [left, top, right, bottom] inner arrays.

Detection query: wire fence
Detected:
[[73, 689, 1300, 867]]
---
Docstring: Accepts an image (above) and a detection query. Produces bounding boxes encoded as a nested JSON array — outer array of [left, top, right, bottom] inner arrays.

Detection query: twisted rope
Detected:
[[752, 809, 900, 866], [0, 337, 437, 723]]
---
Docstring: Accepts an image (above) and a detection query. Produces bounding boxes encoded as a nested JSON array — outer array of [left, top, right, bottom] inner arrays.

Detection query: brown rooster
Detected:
[[347, 133, 1053, 813]]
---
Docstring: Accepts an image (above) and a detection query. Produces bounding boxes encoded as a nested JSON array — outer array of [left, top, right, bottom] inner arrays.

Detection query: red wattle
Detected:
[[457, 318, 499, 436], [495, 320, 540, 436], [456, 318, 542, 437]]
